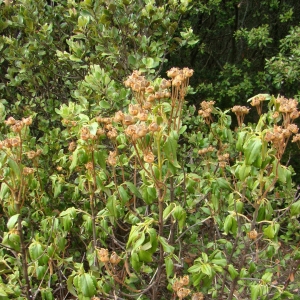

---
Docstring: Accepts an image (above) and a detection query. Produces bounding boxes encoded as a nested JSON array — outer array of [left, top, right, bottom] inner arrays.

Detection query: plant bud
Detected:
[[22, 116, 33, 126], [110, 252, 121, 264], [248, 229, 258, 240], [177, 287, 190, 299], [148, 122, 160, 132], [68, 141, 76, 152], [5, 117, 16, 125], [23, 167, 35, 175], [143, 150, 155, 163], [97, 248, 109, 262]]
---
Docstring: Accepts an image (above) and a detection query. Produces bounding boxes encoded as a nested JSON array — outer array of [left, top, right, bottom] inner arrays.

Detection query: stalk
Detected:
[[90, 149, 99, 267], [16, 204, 32, 299]]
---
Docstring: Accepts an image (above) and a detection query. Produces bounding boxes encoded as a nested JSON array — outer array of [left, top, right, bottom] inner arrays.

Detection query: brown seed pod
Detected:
[[192, 292, 204, 300], [180, 275, 189, 286], [143, 150, 155, 163], [110, 252, 121, 265], [248, 229, 258, 240], [97, 248, 109, 262], [177, 287, 191, 299]]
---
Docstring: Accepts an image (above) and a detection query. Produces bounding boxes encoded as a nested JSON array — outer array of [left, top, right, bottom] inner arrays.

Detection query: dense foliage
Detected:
[[1, 1, 300, 300]]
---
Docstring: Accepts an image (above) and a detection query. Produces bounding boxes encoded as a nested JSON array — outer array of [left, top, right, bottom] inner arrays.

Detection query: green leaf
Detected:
[[138, 249, 152, 262], [273, 159, 290, 184], [163, 203, 175, 220], [118, 186, 130, 205], [130, 252, 141, 272], [238, 162, 251, 181], [148, 228, 158, 253], [291, 200, 300, 216], [240, 268, 248, 278], [29, 242, 43, 261], [158, 236, 174, 253], [200, 263, 212, 277], [142, 57, 155, 68], [142, 185, 157, 205], [216, 178, 231, 190], [126, 225, 139, 247], [228, 264, 239, 279], [165, 256, 174, 278], [263, 224, 275, 239], [99, 100, 110, 109], [0, 287, 7, 296], [243, 137, 262, 165], [224, 215, 233, 234], [211, 259, 227, 267], [59, 207, 77, 218], [188, 264, 201, 273], [54, 182, 62, 198], [36, 265, 47, 280], [8, 158, 20, 178], [172, 206, 186, 232], [251, 284, 260, 300], [3, 232, 20, 251], [94, 150, 107, 170], [79, 273, 96, 297], [124, 181, 142, 198], [106, 195, 118, 219], [128, 55, 137, 67], [163, 130, 181, 169], [62, 215, 72, 231], [7, 214, 19, 230], [132, 232, 145, 251], [69, 147, 79, 171], [140, 241, 152, 251], [261, 272, 273, 283], [249, 261, 256, 274], [0, 183, 9, 200], [236, 131, 247, 151], [201, 252, 208, 263]]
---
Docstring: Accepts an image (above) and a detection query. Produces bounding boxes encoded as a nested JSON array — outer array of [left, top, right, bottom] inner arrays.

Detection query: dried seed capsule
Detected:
[[248, 229, 258, 240]]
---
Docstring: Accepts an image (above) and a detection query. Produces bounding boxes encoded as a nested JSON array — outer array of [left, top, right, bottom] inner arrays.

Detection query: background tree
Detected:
[[166, 0, 300, 104]]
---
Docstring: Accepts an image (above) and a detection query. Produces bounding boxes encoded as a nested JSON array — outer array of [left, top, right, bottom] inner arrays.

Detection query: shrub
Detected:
[[0, 67, 300, 299]]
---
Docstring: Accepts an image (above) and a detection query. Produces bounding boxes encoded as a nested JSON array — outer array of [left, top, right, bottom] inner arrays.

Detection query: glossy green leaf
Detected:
[[228, 264, 239, 279], [138, 249, 152, 262], [158, 236, 174, 253], [238, 162, 251, 181], [131, 252, 141, 272], [224, 215, 233, 234], [200, 263, 212, 277], [163, 203, 175, 220], [263, 224, 275, 239], [36, 265, 47, 280], [132, 232, 145, 251], [79, 273, 96, 297], [99, 100, 110, 109], [244, 137, 262, 165], [236, 131, 247, 151], [290, 200, 300, 216], [163, 130, 181, 169], [124, 181, 142, 198], [251, 284, 260, 300], [188, 264, 201, 273], [201, 252, 208, 263], [165, 256, 174, 278], [211, 259, 227, 267], [261, 272, 273, 283], [29, 242, 43, 261], [7, 214, 19, 230], [216, 178, 231, 190], [118, 185, 130, 204], [8, 159, 20, 178]]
